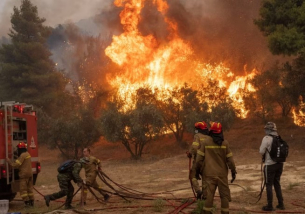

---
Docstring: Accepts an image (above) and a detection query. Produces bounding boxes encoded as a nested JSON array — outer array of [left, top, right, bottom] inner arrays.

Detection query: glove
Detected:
[[186, 151, 192, 158], [231, 170, 237, 183], [195, 169, 201, 180], [195, 173, 201, 180]]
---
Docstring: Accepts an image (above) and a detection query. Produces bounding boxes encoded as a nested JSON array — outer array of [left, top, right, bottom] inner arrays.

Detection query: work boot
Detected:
[[44, 195, 50, 207], [196, 190, 202, 200], [276, 203, 285, 210], [262, 204, 274, 211], [24, 201, 31, 207], [104, 194, 110, 201], [65, 204, 75, 209]]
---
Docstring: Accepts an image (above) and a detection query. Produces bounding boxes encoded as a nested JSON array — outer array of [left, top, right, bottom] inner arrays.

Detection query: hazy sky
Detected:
[[0, 0, 113, 37]]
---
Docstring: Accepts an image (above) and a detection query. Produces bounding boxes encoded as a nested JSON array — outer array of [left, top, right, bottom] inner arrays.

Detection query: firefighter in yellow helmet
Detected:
[[6, 142, 34, 207], [187, 121, 211, 200], [195, 122, 236, 214], [80, 148, 109, 204]]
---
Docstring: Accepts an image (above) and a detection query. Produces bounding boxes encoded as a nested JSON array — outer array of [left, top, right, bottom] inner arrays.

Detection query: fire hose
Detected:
[[29, 157, 305, 214]]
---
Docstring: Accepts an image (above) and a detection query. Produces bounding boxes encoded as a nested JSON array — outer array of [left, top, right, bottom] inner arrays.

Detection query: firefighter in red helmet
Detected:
[[195, 122, 236, 214], [187, 121, 212, 200], [6, 142, 34, 207]]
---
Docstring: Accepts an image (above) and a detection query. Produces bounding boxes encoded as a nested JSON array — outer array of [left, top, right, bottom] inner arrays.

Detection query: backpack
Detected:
[[57, 160, 77, 173], [267, 135, 289, 163]]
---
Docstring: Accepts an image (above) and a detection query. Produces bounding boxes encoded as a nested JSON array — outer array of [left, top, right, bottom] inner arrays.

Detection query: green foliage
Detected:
[[39, 102, 102, 159], [0, 0, 67, 115], [155, 84, 202, 147], [244, 64, 294, 121], [191, 200, 205, 214], [254, 0, 305, 56], [100, 87, 164, 160], [153, 198, 165, 212], [283, 52, 305, 102]]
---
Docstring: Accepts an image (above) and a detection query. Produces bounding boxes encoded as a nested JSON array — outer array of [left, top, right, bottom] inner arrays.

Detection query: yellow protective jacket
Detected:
[[9, 151, 32, 178], [196, 139, 236, 177], [83, 155, 101, 182], [189, 133, 209, 158]]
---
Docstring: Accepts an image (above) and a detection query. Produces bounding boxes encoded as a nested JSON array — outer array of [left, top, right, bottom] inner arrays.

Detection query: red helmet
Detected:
[[210, 122, 222, 134], [194, 121, 208, 130], [17, 142, 27, 149]]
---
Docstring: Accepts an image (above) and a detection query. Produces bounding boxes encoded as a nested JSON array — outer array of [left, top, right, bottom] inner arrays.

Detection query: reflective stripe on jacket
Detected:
[[196, 139, 236, 177], [9, 152, 32, 178]]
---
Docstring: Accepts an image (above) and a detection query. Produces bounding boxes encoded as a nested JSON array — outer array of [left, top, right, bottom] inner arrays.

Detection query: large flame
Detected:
[[105, 0, 256, 117], [292, 96, 305, 127]]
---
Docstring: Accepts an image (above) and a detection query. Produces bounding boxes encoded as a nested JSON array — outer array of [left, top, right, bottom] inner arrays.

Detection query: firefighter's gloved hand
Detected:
[[195, 173, 201, 180], [195, 169, 201, 180], [231, 170, 237, 183]]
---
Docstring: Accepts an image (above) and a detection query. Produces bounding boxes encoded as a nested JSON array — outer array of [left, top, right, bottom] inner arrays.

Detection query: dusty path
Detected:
[[7, 151, 305, 214]]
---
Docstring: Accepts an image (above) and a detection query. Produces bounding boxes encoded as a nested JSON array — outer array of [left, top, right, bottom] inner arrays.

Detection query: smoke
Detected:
[[0, 0, 284, 87], [136, 0, 282, 73], [0, 0, 113, 37]]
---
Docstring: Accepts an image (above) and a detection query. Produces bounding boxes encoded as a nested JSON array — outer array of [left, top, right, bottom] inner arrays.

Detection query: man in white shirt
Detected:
[[259, 122, 285, 211]]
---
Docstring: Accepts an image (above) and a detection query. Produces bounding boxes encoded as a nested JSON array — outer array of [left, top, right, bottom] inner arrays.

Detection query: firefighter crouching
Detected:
[[81, 147, 109, 204], [6, 142, 34, 207], [195, 122, 237, 214], [187, 121, 210, 200], [44, 159, 88, 209]]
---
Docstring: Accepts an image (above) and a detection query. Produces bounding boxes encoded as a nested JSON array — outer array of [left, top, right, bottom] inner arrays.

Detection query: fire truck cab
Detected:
[[0, 101, 40, 201]]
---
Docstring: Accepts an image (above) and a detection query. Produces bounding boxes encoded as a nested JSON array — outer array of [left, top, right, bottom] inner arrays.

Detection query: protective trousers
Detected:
[[83, 179, 107, 202], [19, 176, 34, 202], [202, 176, 231, 214], [264, 163, 284, 207], [190, 160, 200, 193], [48, 174, 74, 206]]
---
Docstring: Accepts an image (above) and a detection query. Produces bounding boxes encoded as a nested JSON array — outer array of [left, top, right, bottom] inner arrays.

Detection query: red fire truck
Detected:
[[0, 101, 40, 200]]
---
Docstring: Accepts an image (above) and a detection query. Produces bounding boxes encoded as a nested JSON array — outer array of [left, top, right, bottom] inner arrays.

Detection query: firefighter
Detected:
[[80, 147, 109, 204], [44, 159, 87, 209], [195, 122, 236, 214], [6, 142, 34, 207], [187, 121, 210, 200]]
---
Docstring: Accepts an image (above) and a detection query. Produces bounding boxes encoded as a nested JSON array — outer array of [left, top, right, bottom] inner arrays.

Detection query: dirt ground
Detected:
[[7, 145, 305, 214]]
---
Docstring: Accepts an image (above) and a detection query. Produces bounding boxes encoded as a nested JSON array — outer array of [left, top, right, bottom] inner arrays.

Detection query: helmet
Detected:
[[210, 122, 222, 134], [17, 142, 27, 149], [80, 157, 90, 164], [194, 121, 208, 130], [264, 122, 277, 131]]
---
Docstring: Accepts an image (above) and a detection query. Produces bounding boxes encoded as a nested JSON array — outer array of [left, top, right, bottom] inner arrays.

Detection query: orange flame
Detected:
[[105, 0, 256, 117], [292, 96, 305, 126]]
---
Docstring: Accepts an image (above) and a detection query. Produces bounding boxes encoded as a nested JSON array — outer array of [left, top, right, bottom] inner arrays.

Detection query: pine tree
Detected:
[[0, 0, 68, 114]]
